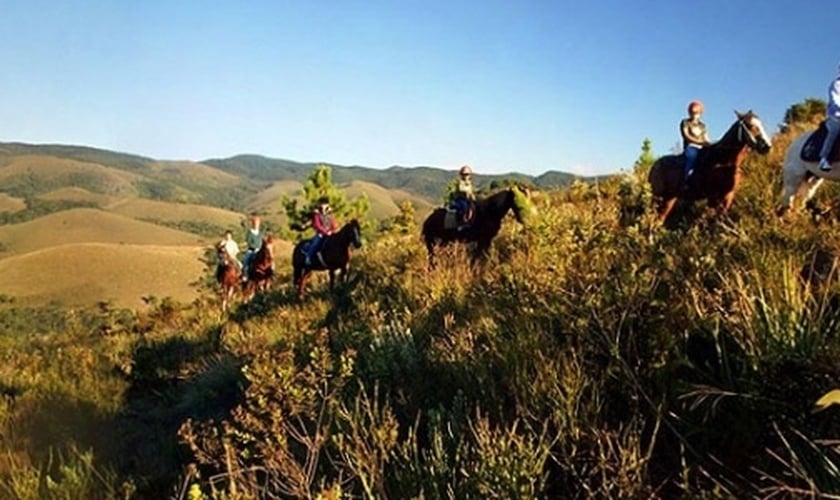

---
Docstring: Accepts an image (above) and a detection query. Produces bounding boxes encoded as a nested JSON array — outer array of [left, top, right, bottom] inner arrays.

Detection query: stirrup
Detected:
[[820, 159, 833, 172]]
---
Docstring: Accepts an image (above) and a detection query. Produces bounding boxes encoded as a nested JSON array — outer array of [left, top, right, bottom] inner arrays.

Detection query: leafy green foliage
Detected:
[[282, 165, 370, 237], [7, 100, 840, 498], [782, 97, 826, 131]]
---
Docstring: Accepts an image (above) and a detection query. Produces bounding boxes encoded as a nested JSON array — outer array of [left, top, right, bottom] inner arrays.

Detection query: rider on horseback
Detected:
[[304, 196, 337, 267], [241, 214, 264, 282], [449, 165, 476, 231], [216, 230, 242, 277], [818, 65, 840, 172], [681, 101, 712, 185]]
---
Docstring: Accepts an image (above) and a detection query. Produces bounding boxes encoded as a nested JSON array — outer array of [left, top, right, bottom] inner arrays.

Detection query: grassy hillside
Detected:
[[0, 208, 204, 255], [0, 155, 141, 198], [106, 198, 244, 233], [0, 243, 206, 307], [343, 180, 435, 220], [0, 194, 25, 213], [247, 180, 304, 215], [37, 187, 115, 206], [8, 115, 840, 498]]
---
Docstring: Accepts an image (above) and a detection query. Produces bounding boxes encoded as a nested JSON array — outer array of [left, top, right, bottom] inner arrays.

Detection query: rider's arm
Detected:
[[829, 78, 840, 117], [681, 119, 707, 147]]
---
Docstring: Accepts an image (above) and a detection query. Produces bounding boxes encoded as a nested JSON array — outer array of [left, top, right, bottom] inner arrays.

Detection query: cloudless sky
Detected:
[[0, 0, 836, 176]]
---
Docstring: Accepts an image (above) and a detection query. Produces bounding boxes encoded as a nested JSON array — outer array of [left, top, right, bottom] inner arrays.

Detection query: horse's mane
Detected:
[[476, 187, 517, 216]]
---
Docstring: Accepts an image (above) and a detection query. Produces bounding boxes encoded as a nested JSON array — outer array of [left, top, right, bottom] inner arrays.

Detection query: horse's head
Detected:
[[262, 236, 275, 261], [734, 110, 772, 155], [509, 185, 535, 224], [347, 219, 362, 249]]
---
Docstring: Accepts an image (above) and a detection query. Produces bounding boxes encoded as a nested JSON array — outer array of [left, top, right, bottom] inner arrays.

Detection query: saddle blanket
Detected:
[[444, 209, 458, 230], [801, 120, 840, 162]]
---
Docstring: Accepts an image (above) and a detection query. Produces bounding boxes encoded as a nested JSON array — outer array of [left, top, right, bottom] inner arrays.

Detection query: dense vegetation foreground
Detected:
[[5, 120, 840, 498]]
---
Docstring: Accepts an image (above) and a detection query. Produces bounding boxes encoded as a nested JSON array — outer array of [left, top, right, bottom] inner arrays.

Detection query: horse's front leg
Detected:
[[297, 271, 310, 301], [426, 243, 436, 270], [712, 191, 736, 216], [656, 196, 677, 223]]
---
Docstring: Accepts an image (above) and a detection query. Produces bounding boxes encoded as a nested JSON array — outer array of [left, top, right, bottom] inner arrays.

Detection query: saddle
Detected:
[[444, 207, 475, 230], [301, 238, 327, 267], [801, 121, 840, 162]]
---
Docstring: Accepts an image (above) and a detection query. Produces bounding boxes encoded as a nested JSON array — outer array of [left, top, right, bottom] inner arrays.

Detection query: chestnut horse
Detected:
[[216, 251, 240, 313], [648, 110, 772, 224], [243, 236, 275, 301], [292, 219, 362, 300], [421, 186, 530, 267]]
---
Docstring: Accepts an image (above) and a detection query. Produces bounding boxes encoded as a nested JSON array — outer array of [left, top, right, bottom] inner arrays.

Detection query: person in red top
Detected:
[[305, 196, 338, 266]]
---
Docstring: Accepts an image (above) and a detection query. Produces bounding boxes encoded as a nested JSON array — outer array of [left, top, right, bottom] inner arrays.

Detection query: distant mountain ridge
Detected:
[[0, 141, 589, 207], [204, 154, 585, 201]]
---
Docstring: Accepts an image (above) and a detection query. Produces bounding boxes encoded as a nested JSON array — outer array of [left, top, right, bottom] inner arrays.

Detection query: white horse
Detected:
[[777, 129, 837, 217]]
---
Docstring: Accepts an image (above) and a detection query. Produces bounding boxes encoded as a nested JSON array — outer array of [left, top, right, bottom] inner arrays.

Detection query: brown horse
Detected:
[[243, 236, 275, 301], [216, 250, 241, 314], [292, 219, 362, 300], [648, 110, 772, 224], [421, 186, 530, 267]]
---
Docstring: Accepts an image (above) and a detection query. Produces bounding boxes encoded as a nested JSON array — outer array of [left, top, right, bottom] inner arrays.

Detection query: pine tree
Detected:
[[282, 165, 370, 237], [633, 138, 656, 177]]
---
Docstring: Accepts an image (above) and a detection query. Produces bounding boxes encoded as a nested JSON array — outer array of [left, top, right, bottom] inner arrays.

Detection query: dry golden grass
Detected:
[[0, 208, 204, 255], [248, 180, 303, 213], [0, 155, 140, 195], [0, 193, 25, 213], [343, 180, 435, 220], [106, 198, 244, 228], [149, 161, 243, 186], [37, 187, 115, 206], [0, 242, 205, 307]]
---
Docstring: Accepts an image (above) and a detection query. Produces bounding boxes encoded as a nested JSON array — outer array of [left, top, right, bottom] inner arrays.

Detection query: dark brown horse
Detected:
[[648, 110, 772, 224], [243, 236, 275, 301], [216, 250, 241, 313], [292, 219, 362, 300], [421, 186, 531, 267]]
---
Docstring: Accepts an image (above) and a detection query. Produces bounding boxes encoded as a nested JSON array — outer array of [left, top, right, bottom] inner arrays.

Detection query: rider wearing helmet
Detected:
[[680, 100, 712, 184], [819, 65, 840, 172], [305, 196, 337, 266], [449, 165, 476, 230]]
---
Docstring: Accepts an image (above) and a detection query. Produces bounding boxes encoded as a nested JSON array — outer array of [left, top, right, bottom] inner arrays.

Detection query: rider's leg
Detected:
[[819, 116, 840, 171], [242, 251, 253, 281], [684, 146, 699, 181], [305, 235, 322, 265]]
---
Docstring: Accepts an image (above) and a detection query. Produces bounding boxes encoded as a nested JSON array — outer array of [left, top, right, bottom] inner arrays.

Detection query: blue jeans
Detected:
[[684, 146, 700, 179], [821, 116, 840, 162], [242, 249, 256, 275], [305, 234, 325, 262], [451, 196, 472, 224]]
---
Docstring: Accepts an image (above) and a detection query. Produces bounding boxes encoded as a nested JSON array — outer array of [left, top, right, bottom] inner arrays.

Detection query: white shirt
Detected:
[[219, 238, 240, 259]]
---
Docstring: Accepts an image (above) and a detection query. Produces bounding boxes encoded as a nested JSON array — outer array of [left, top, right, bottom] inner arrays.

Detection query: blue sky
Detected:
[[0, 1, 836, 176]]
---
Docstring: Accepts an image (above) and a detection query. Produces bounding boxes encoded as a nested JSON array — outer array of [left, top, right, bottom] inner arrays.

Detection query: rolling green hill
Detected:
[[0, 242, 206, 307], [0, 208, 204, 255]]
